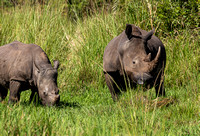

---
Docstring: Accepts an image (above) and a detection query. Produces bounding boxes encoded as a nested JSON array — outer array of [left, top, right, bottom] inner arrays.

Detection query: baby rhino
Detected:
[[0, 41, 60, 106], [103, 24, 166, 101]]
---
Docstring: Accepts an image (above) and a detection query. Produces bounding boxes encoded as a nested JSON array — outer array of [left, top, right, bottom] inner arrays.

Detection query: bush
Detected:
[[156, 0, 199, 32]]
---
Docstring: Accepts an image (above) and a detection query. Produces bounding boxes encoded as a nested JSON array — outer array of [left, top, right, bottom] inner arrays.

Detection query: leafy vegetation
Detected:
[[0, 0, 199, 135]]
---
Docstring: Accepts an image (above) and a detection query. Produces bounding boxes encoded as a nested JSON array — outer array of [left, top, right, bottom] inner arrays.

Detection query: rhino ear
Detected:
[[34, 60, 42, 73], [125, 24, 133, 40], [54, 60, 59, 70], [144, 28, 155, 42]]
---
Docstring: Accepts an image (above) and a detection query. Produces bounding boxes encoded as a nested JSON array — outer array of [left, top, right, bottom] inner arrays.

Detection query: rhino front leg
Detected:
[[104, 72, 122, 101], [0, 86, 8, 102], [155, 74, 165, 96], [9, 80, 21, 104], [30, 89, 39, 103]]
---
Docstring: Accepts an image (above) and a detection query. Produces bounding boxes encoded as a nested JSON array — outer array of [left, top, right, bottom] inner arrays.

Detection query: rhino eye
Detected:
[[133, 61, 136, 64]]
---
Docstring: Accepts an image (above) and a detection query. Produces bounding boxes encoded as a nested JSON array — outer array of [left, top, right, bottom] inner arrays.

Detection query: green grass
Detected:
[[0, 1, 199, 135]]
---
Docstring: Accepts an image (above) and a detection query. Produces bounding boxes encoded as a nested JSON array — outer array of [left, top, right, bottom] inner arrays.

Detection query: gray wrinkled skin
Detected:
[[103, 24, 166, 101], [0, 41, 60, 106]]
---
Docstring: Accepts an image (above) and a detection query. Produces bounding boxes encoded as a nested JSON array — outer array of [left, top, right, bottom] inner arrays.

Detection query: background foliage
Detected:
[[0, 0, 199, 135]]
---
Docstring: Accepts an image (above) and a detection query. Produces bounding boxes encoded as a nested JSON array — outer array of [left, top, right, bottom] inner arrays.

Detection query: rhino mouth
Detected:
[[133, 73, 152, 85], [41, 94, 60, 106], [137, 78, 144, 85]]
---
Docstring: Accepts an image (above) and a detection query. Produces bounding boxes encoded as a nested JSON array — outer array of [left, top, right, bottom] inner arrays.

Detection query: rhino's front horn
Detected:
[[148, 46, 161, 71]]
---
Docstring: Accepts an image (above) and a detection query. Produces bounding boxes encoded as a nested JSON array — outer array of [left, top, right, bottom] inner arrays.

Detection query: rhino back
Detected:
[[103, 32, 127, 72], [0, 41, 50, 88]]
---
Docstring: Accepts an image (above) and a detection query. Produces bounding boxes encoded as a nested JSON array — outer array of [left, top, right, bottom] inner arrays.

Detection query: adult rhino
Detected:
[[103, 24, 166, 101], [0, 41, 60, 106]]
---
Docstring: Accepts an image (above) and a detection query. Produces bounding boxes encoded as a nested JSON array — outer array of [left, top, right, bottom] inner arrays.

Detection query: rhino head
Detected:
[[35, 60, 60, 106], [118, 24, 161, 85]]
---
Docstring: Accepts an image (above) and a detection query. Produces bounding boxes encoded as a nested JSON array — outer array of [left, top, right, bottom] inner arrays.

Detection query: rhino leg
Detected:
[[8, 81, 21, 104], [0, 86, 8, 102], [30, 89, 39, 103], [105, 72, 122, 101], [155, 82, 165, 96], [29, 90, 35, 102], [155, 74, 165, 96]]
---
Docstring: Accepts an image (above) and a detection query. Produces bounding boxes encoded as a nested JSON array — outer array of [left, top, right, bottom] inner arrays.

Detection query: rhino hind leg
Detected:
[[8, 80, 21, 104], [104, 72, 122, 101], [0, 86, 8, 102]]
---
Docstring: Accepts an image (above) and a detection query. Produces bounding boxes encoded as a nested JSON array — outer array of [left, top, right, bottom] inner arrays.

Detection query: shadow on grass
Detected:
[[56, 101, 81, 108], [18, 100, 81, 108], [128, 95, 178, 110]]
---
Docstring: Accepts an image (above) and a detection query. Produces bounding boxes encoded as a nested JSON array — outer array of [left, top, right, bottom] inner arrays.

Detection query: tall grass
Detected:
[[0, 0, 199, 135]]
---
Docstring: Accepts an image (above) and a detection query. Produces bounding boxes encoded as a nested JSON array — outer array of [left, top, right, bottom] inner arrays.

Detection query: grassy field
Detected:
[[0, 0, 199, 135]]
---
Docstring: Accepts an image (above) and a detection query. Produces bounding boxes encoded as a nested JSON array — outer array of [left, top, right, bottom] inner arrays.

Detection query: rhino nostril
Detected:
[[43, 91, 48, 96], [55, 89, 59, 95], [137, 79, 144, 85], [56, 95, 60, 103], [50, 90, 59, 95]]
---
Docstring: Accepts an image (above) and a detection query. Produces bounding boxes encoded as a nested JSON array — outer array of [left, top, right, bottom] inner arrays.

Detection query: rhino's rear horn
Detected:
[[144, 53, 151, 62]]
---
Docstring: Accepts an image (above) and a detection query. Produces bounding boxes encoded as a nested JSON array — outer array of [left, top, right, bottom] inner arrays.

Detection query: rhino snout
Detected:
[[134, 73, 152, 85], [40, 92, 60, 106], [49, 93, 60, 103]]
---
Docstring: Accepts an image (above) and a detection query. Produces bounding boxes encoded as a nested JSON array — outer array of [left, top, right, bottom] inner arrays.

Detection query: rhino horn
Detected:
[[148, 46, 161, 71], [144, 53, 151, 62]]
